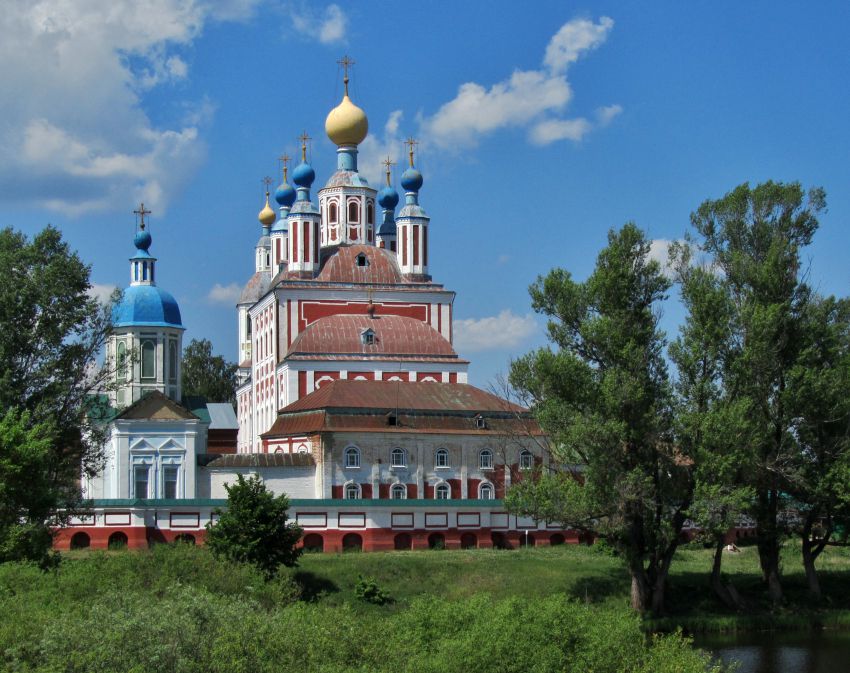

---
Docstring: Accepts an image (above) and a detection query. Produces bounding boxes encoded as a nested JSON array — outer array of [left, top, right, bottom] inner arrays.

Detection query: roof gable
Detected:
[[116, 390, 198, 421]]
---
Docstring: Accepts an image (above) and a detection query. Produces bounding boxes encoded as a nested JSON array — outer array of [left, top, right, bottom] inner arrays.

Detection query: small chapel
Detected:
[[55, 63, 579, 553]]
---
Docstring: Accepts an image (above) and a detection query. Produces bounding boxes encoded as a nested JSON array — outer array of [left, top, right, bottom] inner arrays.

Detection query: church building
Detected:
[[55, 65, 577, 553]]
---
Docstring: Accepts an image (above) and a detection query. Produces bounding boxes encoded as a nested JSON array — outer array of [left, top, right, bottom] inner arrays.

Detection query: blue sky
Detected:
[[2, 1, 849, 387]]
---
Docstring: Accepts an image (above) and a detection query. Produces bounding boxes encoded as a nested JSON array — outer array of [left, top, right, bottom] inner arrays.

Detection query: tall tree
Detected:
[[0, 226, 114, 563], [786, 295, 850, 599], [181, 338, 237, 404], [507, 223, 689, 614], [687, 181, 826, 604], [668, 250, 753, 609]]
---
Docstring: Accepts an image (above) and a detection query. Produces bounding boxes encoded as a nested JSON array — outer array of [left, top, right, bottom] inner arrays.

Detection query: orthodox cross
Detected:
[[133, 203, 151, 230], [337, 55, 355, 95], [299, 131, 312, 162], [278, 153, 291, 181], [404, 137, 418, 167], [262, 176, 273, 195], [383, 156, 396, 186]]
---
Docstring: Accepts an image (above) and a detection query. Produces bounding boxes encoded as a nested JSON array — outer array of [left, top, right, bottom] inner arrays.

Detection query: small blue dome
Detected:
[[401, 167, 423, 192], [274, 182, 296, 207], [113, 285, 183, 328], [134, 229, 152, 251], [378, 185, 399, 209], [292, 162, 315, 188]]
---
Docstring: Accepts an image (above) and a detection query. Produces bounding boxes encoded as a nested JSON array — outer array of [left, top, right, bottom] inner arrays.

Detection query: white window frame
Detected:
[[479, 449, 493, 470], [344, 446, 361, 469], [391, 483, 407, 500], [133, 464, 151, 499], [391, 448, 406, 468], [140, 339, 156, 380], [435, 448, 449, 469], [435, 482, 450, 500], [162, 464, 179, 499], [479, 482, 494, 500], [344, 482, 361, 500], [519, 450, 534, 470]]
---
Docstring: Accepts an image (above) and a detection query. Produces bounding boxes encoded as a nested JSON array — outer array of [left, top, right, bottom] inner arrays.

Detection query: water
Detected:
[[694, 630, 850, 673]]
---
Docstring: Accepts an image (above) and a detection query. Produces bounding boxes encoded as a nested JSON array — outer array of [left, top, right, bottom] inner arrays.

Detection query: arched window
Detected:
[[344, 447, 360, 468], [391, 483, 407, 500], [328, 201, 338, 223], [519, 449, 534, 470], [435, 482, 450, 499], [345, 482, 361, 499], [367, 202, 374, 225], [479, 449, 493, 470], [141, 339, 156, 380], [435, 448, 449, 468], [479, 483, 494, 500], [348, 199, 360, 222], [391, 448, 406, 468], [116, 341, 127, 381]]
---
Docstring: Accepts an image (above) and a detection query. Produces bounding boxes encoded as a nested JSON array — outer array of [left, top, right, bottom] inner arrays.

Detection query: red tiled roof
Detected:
[[262, 381, 538, 438], [316, 244, 404, 284], [282, 380, 525, 414], [286, 314, 458, 358]]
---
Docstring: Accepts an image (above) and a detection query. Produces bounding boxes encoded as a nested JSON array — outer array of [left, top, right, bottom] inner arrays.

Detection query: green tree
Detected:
[[668, 247, 754, 609], [507, 223, 689, 614], [181, 338, 237, 404], [786, 295, 850, 599], [686, 181, 826, 604], [205, 474, 302, 578], [0, 226, 114, 564]]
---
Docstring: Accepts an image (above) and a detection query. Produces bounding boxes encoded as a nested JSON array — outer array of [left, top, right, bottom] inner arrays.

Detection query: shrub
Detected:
[[354, 575, 392, 605], [205, 474, 302, 579]]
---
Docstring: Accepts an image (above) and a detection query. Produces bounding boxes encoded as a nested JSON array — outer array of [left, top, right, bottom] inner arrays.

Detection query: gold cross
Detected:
[[337, 55, 355, 95], [383, 156, 396, 186], [133, 202, 151, 230], [298, 131, 311, 162], [262, 176, 273, 196], [278, 153, 291, 181], [404, 137, 418, 168]]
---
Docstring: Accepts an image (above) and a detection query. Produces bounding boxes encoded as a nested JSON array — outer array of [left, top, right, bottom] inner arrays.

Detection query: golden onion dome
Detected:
[[325, 93, 369, 146], [258, 193, 276, 226]]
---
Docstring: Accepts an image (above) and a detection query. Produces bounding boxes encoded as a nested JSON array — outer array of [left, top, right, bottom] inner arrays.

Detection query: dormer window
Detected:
[[387, 412, 398, 427], [361, 328, 375, 346], [356, 253, 369, 267], [475, 415, 486, 429]]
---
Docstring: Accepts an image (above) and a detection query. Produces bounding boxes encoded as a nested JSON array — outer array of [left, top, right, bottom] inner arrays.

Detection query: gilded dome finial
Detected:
[[404, 137, 418, 168], [258, 177, 276, 226], [338, 54, 354, 97], [299, 131, 311, 162], [383, 156, 396, 187], [325, 56, 368, 147]]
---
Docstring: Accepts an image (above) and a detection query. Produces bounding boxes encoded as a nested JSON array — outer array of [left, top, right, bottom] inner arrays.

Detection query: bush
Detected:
[[205, 474, 302, 578], [354, 575, 392, 605]]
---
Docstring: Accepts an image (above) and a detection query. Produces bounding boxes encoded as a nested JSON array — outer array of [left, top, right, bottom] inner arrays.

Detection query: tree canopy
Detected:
[[181, 338, 237, 405], [0, 226, 114, 564], [205, 474, 302, 578], [507, 223, 688, 613]]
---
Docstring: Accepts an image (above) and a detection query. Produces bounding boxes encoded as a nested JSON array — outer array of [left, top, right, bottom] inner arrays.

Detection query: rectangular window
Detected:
[[401, 227, 407, 266], [168, 341, 177, 383], [163, 466, 179, 499], [134, 465, 150, 499], [313, 223, 319, 263], [303, 222, 310, 263], [423, 226, 428, 266], [292, 225, 298, 262], [141, 340, 156, 379], [413, 225, 420, 266]]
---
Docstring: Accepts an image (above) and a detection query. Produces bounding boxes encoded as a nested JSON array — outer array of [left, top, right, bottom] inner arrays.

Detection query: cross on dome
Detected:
[[133, 202, 151, 230], [337, 55, 355, 96], [383, 156, 396, 186], [404, 138, 418, 167], [278, 153, 291, 181], [299, 131, 312, 162]]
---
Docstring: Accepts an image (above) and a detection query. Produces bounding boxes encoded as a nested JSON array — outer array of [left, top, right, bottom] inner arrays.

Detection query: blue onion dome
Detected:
[[378, 185, 399, 209], [134, 228, 152, 251], [274, 181, 296, 207], [292, 161, 315, 188], [113, 285, 183, 328], [401, 167, 423, 192]]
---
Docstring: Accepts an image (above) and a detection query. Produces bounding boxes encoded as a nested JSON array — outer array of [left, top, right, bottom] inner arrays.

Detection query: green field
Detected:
[[2, 540, 849, 671]]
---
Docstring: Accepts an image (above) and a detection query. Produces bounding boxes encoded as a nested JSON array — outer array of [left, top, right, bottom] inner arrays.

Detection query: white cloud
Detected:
[[358, 110, 405, 185], [454, 310, 538, 353], [420, 16, 618, 149], [648, 239, 684, 278], [289, 3, 347, 45], [544, 16, 614, 74], [207, 282, 242, 304], [0, 0, 265, 215], [88, 282, 117, 303], [596, 104, 623, 126]]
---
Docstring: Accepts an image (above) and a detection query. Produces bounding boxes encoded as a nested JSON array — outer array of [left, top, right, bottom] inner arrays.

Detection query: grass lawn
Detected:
[[293, 539, 850, 630]]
